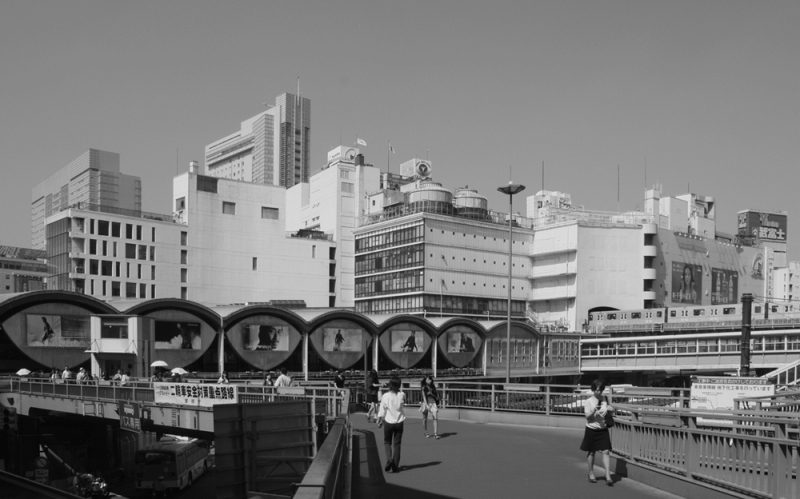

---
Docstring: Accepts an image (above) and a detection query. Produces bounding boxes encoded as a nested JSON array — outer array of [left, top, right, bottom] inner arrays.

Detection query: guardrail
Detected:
[[293, 416, 350, 499], [611, 404, 800, 499]]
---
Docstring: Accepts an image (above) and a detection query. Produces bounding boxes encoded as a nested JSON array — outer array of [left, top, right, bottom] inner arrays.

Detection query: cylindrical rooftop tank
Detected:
[[454, 188, 489, 219], [407, 181, 454, 216]]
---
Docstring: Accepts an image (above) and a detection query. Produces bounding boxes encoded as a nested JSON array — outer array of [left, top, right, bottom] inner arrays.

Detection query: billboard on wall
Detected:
[[241, 325, 289, 351], [26, 314, 89, 347], [323, 328, 362, 352], [671, 262, 703, 304], [711, 268, 739, 305], [391, 330, 422, 352], [447, 332, 478, 353], [738, 211, 788, 242], [154, 321, 201, 350]]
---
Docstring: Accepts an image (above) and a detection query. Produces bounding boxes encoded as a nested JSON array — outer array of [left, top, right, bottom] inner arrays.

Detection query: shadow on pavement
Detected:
[[435, 432, 457, 439], [352, 430, 458, 499]]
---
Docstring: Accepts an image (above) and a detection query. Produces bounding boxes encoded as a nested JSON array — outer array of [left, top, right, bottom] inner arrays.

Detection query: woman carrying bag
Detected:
[[580, 379, 615, 486], [419, 375, 441, 439]]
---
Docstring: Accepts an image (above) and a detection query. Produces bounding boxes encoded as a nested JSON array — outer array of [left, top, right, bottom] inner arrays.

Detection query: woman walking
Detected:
[[365, 370, 382, 423], [581, 379, 614, 485], [377, 376, 406, 473], [420, 375, 441, 439]]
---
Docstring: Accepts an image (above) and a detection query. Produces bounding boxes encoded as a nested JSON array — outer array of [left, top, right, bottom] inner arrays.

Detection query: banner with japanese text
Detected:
[[118, 401, 142, 433], [690, 376, 774, 426], [153, 382, 239, 407]]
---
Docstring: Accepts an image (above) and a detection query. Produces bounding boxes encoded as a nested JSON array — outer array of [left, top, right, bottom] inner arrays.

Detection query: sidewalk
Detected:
[[350, 413, 682, 499]]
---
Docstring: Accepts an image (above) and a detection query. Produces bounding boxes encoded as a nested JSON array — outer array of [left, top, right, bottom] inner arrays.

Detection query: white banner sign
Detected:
[[690, 376, 774, 426], [153, 382, 239, 407]]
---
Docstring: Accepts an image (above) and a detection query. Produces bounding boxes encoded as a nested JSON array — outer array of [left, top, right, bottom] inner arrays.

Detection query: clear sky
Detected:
[[1, 1, 798, 257]]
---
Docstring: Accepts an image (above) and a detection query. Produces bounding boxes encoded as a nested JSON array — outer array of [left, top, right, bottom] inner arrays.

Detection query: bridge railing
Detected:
[[293, 415, 350, 499], [610, 403, 800, 499]]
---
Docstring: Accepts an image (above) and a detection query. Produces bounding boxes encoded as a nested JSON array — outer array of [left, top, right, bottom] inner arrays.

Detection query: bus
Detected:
[[134, 438, 209, 493]]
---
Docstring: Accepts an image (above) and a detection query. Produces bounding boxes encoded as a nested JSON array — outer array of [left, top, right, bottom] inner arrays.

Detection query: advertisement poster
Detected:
[[690, 376, 774, 426], [738, 211, 788, 242], [153, 382, 238, 407], [711, 268, 739, 305], [671, 262, 703, 304], [26, 314, 90, 347], [391, 330, 422, 352], [323, 328, 362, 352], [154, 321, 201, 350], [241, 325, 289, 351], [447, 332, 478, 353]]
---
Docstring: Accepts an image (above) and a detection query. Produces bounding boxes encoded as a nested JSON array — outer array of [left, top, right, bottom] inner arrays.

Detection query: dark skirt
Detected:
[[366, 393, 379, 403], [580, 426, 612, 452]]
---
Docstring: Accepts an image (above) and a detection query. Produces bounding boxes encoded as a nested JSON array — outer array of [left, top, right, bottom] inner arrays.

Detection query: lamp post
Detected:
[[497, 182, 525, 384]]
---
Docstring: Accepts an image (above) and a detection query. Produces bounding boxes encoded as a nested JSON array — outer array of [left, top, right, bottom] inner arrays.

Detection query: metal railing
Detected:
[[293, 416, 350, 499], [610, 403, 800, 499]]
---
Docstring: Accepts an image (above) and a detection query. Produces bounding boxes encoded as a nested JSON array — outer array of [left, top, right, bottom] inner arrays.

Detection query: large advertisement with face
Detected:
[[26, 314, 90, 347], [671, 262, 703, 304], [241, 325, 289, 351], [711, 268, 739, 305], [738, 211, 788, 242], [154, 321, 202, 350]]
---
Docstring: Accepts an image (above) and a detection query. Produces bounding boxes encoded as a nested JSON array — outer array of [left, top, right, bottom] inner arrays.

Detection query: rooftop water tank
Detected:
[[407, 181, 454, 215], [454, 188, 488, 219]]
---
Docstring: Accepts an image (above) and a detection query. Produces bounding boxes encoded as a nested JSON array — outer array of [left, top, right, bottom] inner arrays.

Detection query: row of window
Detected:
[[582, 335, 800, 357], [87, 279, 156, 299], [355, 222, 424, 253], [220, 201, 279, 219], [0, 260, 47, 272], [355, 245, 424, 275], [85, 260, 156, 280], [355, 269, 424, 297], [487, 338, 537, 365], [422, 294, 526, 316], [84, 218, 157, 242]]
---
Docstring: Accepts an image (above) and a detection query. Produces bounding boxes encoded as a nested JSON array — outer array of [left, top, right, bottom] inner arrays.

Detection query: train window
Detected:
[[693, 309, 705, 316], [607, 313, 617, 320], [670, 310, 677, 318], [621, 313, 628, 319], [631, 312, 641, 319], [656, 311, 663, 318], [722, 307, 736, 315]]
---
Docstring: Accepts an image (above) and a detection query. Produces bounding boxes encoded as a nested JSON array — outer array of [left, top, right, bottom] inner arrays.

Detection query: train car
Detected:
[[586, 308, 666, 334]]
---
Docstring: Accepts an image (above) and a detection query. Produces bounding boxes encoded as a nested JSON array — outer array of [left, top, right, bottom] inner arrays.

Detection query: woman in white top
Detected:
[[580, 379, 614, 485], [377, 376, 405, 473]]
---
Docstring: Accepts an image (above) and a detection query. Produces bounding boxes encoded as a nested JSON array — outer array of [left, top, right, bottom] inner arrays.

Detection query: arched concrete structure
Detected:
[[222, 306, 308, 372]]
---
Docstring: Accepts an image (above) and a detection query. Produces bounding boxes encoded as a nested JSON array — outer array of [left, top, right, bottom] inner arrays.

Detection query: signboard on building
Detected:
[[710, 268, 738, 305], [118, 401, 142, 433], [671, 262, 703, 304], [154, 321, 201, 350], [738, 211, 788, 242], [25, 314, 90, 348], [690, 376, 774, 426], [153, 382, 239, 407]]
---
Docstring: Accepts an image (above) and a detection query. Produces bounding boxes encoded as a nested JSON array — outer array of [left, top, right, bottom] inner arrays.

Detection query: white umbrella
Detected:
[[16, 368, 31, 376], [170, 367, 188, 375], [150, 360, 168, 368]]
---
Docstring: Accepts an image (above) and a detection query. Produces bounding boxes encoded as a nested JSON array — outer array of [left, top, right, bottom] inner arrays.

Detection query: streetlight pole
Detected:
[[497, 182, 525, 384]]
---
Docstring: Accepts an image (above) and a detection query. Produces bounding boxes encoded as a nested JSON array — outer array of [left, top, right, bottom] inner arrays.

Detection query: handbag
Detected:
[[603, 396, 614, 428]]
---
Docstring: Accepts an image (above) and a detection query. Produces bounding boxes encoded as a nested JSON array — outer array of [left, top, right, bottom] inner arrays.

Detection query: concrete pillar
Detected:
[[432, 335, 438, 378], [217, 329, 225, 374], [303, 333, 309, 381]]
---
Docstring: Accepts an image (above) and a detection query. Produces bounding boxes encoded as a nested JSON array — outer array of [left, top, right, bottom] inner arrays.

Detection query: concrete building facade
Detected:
[[0, 247, 47, 295], [31, 149, 142, 249]]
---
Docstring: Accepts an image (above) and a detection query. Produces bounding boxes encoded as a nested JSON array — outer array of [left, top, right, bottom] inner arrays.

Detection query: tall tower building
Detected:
[[31, 149, 142, 249], [204, 92, 310, 188]]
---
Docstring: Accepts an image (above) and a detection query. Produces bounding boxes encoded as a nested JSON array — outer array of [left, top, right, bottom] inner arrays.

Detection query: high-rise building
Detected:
[[31, 149, 142, 249], [204, 92, 310, 188], [0, 246, 48, 294]]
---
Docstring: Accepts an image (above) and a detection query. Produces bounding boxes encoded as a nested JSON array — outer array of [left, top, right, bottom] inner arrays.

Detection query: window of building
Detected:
[[111, 222, 120, 237], [341, 182, 354, 194], [97, 220, 109, 236], [151, 227, 156, 242], [181, 250, 187, 265], [135, 245, 146, 260], [151, 266, 156, 280], [126, 224, 133, 239], [89, 239, 97, 255], [262, 207, 279, 219], [136, 225, 142, 240], [125, 243, 135, 259], [101, 261, 112, 276], [89, 259, 99, 275], [312, 245, 316, 258], [90, 280, 94, 294], [102, 281, 107, 296], [151, 284, 156, 298], [126, 283, 136, 298], [89, 219, 95, 234], [137, 264, 142, 279], [102, 240, 108, 257], [223, 202, 236, 215], [197, 175, 218, 193], [181, 268, 187, 283], [181, 287, 187, 300], [111, 281, 120, 297], [126, 262, 130, 278], [149, 246, 155, 261], [112, 242, 117, 257], [115, 261, 120, 277], [140, 283, 146, 299], [175, 197, 186, 211], [181, 231, 187, 246]]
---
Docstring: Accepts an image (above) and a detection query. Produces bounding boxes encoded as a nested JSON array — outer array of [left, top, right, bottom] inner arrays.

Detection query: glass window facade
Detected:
[[355, 244, 424, 275], [355, 269, 424, 297], [355, 221, 424, 253], [46, 217, 71, 290]]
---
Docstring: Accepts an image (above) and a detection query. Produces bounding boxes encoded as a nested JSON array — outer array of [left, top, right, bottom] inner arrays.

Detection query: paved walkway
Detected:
[[351, 414, 682, 499]]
